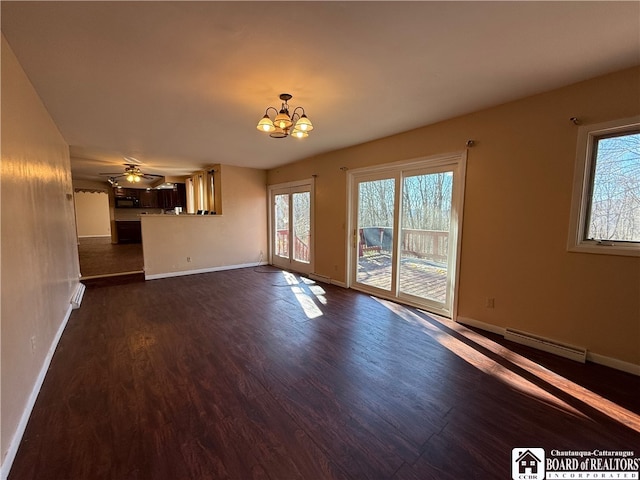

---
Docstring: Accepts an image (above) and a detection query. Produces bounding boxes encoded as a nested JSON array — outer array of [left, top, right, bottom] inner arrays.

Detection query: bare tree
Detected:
[[588, 133, 640, 241]]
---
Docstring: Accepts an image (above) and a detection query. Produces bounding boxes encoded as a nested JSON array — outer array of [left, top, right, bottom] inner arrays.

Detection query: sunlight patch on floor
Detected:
[[372, 297, 640, 429], [283, 271, 324, 319]]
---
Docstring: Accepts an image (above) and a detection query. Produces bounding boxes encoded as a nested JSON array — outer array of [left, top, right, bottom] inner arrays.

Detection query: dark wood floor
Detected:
[[78, 242, 143, 278], [9, 267, 640, 479]]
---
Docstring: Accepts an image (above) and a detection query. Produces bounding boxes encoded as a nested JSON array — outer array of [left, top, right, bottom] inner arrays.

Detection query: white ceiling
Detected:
[[2, 1, 639, 184]]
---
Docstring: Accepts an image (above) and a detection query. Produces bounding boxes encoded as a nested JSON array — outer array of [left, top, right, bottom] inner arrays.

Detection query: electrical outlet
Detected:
[[30, 336, 36, 352], [186, 256, 192, 263], [486, 297, 495, 308]]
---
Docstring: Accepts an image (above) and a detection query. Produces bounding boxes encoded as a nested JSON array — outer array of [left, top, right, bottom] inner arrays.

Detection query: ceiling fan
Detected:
[[100, 164, 163, 184]]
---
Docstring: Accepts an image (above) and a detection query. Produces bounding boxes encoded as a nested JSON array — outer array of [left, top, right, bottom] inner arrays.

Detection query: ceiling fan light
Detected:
[[126, 174, 135, 182], [257, 115, 275, 132], [134, 175, 141, 182], [295, 114, 313, 132]]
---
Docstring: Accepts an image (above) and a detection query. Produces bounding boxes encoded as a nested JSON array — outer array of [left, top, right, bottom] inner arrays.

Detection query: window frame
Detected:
[[567, 115, 640, 257]]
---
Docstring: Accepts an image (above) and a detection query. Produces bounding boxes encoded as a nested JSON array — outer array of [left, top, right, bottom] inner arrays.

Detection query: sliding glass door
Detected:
[[270, 181, 313, 274], [399, 168, 454, 306], [350, 154, 465, 317], [354, 173, 399, 293]]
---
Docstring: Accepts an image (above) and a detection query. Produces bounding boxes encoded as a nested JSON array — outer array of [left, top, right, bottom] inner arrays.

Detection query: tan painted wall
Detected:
[[73, 190, 111, 237], [141, 165, 267, 277], [1, 36, 80, 469], [72, 179, 118, 243], [267, 66, 640, 366]]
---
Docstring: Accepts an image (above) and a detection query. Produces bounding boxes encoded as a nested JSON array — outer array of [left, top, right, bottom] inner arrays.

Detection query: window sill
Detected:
[[568, 242, 640, 257]]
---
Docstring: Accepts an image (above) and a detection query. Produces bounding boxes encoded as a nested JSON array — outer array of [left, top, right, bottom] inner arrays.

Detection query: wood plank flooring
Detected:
[[9, 266, 640, 479], [78, 242, 143, 278]]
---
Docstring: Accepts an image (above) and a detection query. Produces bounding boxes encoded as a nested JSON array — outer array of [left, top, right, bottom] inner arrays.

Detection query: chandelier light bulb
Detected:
[[295, 114, 313, 132], [292, 129, 308, 139], [257, 114, 275, 132]]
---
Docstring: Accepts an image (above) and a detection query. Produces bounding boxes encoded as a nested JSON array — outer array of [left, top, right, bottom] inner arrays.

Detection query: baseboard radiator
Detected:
[[504, 328, 587, 363], [71, 283, 86, 310]]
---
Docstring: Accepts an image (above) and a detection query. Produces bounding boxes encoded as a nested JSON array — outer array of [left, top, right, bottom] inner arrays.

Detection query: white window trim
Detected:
[[567, 115, 640, 257]]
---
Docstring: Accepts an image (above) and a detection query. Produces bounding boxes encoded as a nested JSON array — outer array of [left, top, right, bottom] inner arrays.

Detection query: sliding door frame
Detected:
[[346, 151, 467, 319]]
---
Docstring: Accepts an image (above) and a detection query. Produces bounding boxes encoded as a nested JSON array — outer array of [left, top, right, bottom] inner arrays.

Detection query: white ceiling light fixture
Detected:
[[256, 93, 314, 139]]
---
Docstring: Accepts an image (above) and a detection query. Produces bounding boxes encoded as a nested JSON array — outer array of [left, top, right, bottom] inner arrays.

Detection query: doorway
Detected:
[[269, 179, 314, 274], [348, 153, 466, 317], [74, 189, 144, 278]]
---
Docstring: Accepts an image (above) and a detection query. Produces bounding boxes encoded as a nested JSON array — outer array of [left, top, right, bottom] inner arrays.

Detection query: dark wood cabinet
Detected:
[[114, 185, 185, 209], [157, 184, 186, 209], [114, 187, 139, 200], [138, 189, 158, 208], [114, 187, 129, 198], [116, 221, 142, 244]]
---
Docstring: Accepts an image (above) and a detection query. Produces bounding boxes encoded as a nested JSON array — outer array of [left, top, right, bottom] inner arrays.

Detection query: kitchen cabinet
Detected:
[[116, 221, 142, 244], [114, 187, 131, 198], [158, 184, 186, 209], [114, 187, 139, 199], [114, 184, 185, 209], [138, 189, 158, 208]]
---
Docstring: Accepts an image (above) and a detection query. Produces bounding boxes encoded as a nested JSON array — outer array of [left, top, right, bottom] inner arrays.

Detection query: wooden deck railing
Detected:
[[359, 227, 448, 263], [276, 229, 310, 262], [401, 228, 448, 263], [276, 227, 446, 264]]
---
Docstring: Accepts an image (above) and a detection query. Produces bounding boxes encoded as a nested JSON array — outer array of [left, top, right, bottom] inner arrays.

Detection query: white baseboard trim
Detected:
[[307, 273, 347, 288], [456, 316, 639, 376], [587, 352, 640, 376], [80, 270, 143, 280], [456, 316, 506, 336], [309, 273, 331, 284], [145, 262, 263, 280], [1, 303, 74, 480]]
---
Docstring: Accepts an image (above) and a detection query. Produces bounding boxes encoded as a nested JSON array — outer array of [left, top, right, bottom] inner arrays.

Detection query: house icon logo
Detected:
[[512, 448, 545, 480]]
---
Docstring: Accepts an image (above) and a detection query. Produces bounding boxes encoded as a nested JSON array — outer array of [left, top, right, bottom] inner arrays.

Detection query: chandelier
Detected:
[[256, 93, 314, 139]]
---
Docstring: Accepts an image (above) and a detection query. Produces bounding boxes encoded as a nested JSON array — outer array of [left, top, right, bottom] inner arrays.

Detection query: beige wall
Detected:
[[267, 66, 640, 366], [73, 190, 111, 237], [141, 165, 267, 278], [1, 36, 80, 472], [72, 179, 118, 243]]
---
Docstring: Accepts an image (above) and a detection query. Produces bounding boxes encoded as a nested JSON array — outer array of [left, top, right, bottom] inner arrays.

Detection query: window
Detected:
[[185, 165, 221, 214], [568, 116, 640, 256]]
